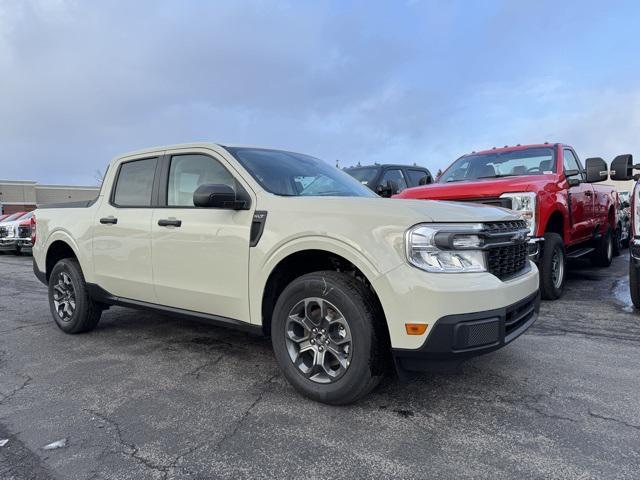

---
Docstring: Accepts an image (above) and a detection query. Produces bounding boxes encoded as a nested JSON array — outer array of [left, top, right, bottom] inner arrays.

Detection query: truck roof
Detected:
[[344, 164, 430, 170], [469, 143, 564, 156], [116, 142, 307, 161]]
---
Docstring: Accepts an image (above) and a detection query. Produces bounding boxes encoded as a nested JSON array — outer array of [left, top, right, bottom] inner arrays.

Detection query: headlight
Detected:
[[633, 185, 640, 236], [406, 224, 486, 273], [500, 192, 536, 236]]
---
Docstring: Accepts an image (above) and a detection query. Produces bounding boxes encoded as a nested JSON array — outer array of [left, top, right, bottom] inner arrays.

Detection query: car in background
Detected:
[[0, 211, 33, 255], [610, 155, 640, 308], [617, 191, 631, 250], [344, 164, 432, 197]]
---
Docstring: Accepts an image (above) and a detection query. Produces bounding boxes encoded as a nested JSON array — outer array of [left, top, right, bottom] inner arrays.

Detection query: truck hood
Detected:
[[397, 175, 549, 200], [268, 195, 520, 225]]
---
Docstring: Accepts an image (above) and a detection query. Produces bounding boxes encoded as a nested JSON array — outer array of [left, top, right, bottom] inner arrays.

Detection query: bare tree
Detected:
[[93, 169, 105, 186]]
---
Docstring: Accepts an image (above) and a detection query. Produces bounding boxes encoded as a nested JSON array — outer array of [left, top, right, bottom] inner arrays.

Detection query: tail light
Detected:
[[31, 215, 36, 245]]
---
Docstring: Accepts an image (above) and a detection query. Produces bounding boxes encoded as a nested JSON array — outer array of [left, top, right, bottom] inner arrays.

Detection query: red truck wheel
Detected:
[[591, 228, 613, 268], [539, 233, 566, 300]]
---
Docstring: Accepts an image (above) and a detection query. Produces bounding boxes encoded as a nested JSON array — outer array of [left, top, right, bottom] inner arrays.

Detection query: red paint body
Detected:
[[395, 144, 618, 246]]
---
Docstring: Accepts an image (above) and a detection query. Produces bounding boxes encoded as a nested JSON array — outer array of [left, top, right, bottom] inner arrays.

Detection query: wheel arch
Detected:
[[259, 247, 388, 339], [45, 236, 81, 282]]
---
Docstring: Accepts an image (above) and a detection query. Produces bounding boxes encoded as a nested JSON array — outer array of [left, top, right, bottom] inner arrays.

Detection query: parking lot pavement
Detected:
[[0, 255, 639, 480]]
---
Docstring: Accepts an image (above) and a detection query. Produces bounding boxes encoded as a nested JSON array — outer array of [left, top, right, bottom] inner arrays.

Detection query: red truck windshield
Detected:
[[439, 147, 556, 183]]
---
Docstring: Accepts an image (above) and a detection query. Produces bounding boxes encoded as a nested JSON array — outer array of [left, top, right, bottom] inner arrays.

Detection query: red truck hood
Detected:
[[396, 175, 550, 200]]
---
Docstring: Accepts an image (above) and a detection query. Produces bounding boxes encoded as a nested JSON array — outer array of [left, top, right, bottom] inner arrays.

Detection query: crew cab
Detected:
[[344, 164, 432, 197], [395, 144, 618, 300], [33, 143, 539, 404]]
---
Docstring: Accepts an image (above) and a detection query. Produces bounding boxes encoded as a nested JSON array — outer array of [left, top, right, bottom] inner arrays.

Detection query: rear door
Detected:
[[563, 148, 594, 243], [150, 148, 255, 322], [92, 154, 160, 303]]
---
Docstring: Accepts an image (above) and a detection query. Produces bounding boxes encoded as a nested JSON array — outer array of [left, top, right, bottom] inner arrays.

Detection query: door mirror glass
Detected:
[[193, 184, 247, 209], [584, 157, 608, 183]]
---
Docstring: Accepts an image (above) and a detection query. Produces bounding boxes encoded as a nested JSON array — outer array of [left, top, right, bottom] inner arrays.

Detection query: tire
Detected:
[[539, 232, 566, 300], [613, 225, 622, 257], [271, 271, 387, 405], [48, 258, 102, 334], [591, 227, 613, 267], [630, 261, 640, 309]]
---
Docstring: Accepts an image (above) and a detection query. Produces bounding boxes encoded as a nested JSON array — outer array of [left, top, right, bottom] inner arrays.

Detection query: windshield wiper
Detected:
[[476, 174, 517, 179]]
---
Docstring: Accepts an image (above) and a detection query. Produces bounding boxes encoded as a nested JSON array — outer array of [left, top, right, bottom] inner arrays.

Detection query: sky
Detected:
[[1, 0, 639, 185]]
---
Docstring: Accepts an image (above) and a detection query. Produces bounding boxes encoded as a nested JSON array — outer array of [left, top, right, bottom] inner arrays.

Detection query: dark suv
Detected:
[[344, 164, 432, 197]]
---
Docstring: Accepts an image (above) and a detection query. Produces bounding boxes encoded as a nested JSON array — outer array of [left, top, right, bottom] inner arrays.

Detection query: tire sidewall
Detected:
[[630, 261, 640, 309], [540, 233, 566, 300], [271, 274, 376, 403], [48, 259, 86, 333]]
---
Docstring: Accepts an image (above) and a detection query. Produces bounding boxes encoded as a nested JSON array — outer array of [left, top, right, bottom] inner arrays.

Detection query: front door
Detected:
[[564, 149, 594, 243], [150, 150, 254, 323], [92, 155, 160, 303]]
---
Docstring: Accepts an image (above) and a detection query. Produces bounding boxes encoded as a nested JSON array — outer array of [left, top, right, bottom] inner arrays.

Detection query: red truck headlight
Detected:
[[500, 192, 536, 236]]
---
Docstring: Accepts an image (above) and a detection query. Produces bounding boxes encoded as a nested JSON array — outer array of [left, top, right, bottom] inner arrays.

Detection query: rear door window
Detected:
[[406, 169, 432, 186], [112, 158, 158, 207], [380, 169, 408, 192]]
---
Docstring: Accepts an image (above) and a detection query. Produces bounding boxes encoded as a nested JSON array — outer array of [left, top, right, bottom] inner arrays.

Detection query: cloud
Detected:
[[0, 0, 639, 184]]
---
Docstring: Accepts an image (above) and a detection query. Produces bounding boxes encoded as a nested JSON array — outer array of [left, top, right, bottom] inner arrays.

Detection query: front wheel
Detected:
[[48, 258, 102, 333], [539, 232, 566, 300], [271, 271, 387, 405]]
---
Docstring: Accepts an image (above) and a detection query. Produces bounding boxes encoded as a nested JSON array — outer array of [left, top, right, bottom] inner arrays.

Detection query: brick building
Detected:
[[0, 180, 100, 215]]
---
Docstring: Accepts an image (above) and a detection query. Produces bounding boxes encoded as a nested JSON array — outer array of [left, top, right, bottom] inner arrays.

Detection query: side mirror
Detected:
[[193, 184, 248, 209], [564, 169, 581, 187], [376, 180, 399, 197], [585, 157, 608, 183], [610, 154, 634, 181]]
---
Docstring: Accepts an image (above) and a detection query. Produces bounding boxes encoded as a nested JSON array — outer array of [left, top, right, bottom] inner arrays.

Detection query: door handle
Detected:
[[158, 219, 182, 227], [99, 217, 118, 225]]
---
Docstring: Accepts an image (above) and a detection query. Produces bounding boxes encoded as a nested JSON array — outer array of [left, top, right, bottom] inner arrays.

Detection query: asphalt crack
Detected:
[[186, 353, 225, 379], [0, 374, 32, 405], [588, 411, 640, 431]]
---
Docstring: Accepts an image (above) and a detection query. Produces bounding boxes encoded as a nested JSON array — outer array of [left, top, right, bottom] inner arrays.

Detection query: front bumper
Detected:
[[527, 237, 544, 261], [17, 238, 33, 252], [392, 291, 540, 372], [0, 238, 18, 251]]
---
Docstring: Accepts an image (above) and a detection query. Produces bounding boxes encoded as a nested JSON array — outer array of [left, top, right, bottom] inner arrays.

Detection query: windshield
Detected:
[[344, 167, 379, 185], [226, 147, 377, 197], [438, 147, 556, 183]]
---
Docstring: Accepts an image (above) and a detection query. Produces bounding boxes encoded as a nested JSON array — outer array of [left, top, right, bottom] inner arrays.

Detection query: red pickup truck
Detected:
[[396, 143, 618, 300]]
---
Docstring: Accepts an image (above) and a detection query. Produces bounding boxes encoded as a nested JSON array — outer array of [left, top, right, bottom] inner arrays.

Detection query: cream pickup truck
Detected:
[[33, 143, 540, 404]]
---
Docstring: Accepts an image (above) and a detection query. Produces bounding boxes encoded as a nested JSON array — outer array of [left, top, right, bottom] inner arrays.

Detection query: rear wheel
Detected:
[[48, 258, 102, 333], [613, 224, 622, 256], [591, 227, 613, 267], [630, 261, 640, 309], [271, 271, 387, 405], [539, 232, 566, 300]]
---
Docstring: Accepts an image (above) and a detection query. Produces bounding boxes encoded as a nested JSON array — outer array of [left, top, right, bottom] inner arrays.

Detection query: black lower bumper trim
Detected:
[[392, 291, 540, 373], [33, 259, 47, 286]]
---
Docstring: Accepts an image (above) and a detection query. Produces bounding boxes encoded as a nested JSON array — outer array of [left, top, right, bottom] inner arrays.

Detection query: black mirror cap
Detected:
[[610, 154, 634, 181], [564, 169, 580, 178], [193, 184, 249, 209], [585, 157, 608, 183]]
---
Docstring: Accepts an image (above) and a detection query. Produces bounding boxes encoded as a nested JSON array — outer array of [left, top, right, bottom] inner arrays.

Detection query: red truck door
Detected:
[[563, 148, 594, 244]]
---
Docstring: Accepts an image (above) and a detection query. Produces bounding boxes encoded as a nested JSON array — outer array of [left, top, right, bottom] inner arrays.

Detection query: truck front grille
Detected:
[[459, 197, 513, 209], [483, 220, 529, 280]]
